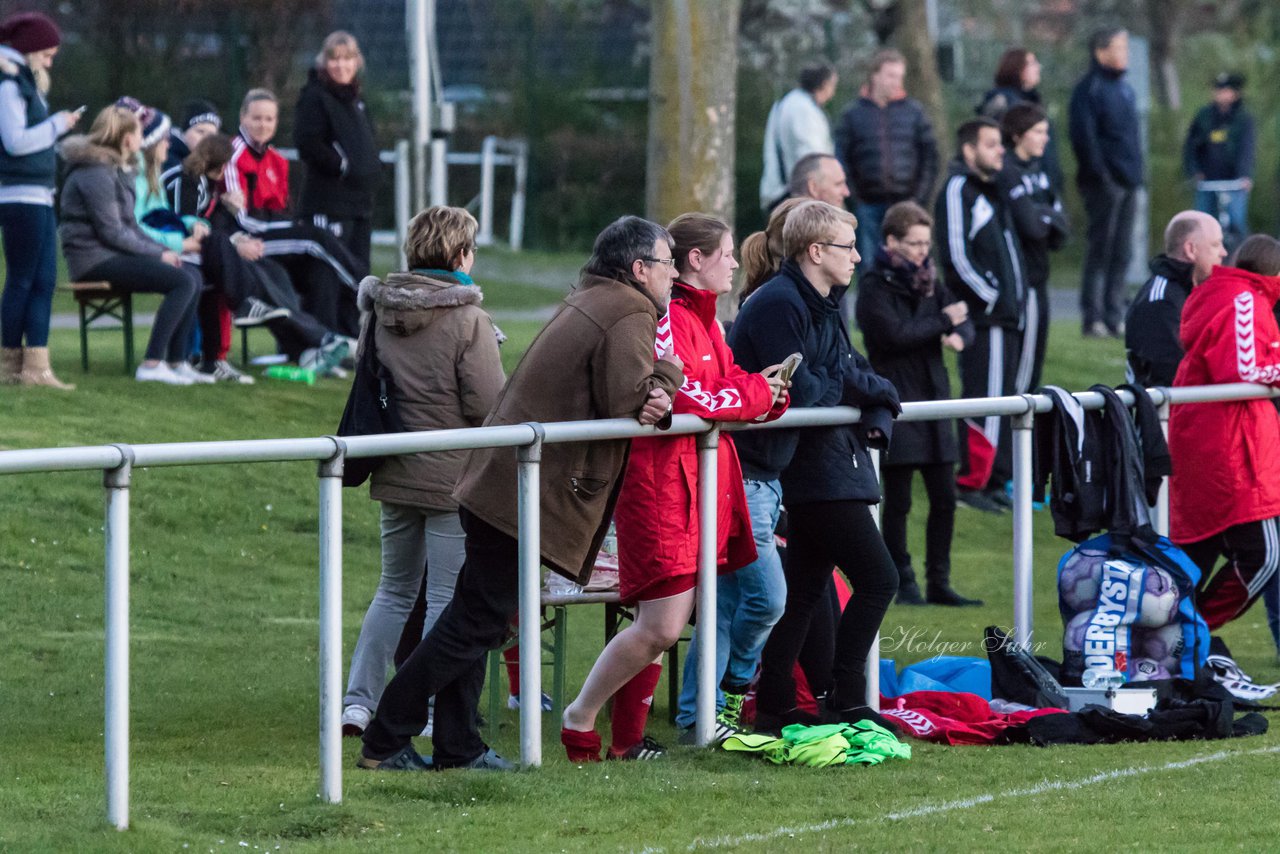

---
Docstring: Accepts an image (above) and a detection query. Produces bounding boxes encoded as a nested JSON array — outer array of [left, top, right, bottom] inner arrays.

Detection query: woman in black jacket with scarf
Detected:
[[856, 201, 980, 607], [294, 31, 380, 269]]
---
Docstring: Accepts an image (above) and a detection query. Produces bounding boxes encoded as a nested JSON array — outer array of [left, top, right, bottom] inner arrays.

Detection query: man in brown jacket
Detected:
[[360, 216, 684, 771]]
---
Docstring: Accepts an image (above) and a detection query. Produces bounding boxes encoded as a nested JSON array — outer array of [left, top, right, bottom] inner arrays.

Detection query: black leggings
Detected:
[[757, 500, 898, 714], [83, 255, 200, 362], [881, 463, 957, 583]]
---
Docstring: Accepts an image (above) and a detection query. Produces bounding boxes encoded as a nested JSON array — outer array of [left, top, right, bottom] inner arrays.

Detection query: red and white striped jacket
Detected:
[[1170, 265, 1280, 542], [224, 132, 293, 233], [613, 282, 787, 602]]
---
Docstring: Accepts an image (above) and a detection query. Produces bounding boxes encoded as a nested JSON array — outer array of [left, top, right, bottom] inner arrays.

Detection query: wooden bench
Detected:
[[67, 281, 135, 374]]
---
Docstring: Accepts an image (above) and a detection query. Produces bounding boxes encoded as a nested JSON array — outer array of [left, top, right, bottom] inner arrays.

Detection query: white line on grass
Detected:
[[641, 744, 1280, 852]]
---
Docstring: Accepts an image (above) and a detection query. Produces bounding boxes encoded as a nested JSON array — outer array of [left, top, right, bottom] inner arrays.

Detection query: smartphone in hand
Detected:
[[777, 352, 803, 384]]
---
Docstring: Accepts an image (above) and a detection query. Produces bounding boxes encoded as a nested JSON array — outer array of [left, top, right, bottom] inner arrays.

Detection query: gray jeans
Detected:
[[343, 503, 466, 711]]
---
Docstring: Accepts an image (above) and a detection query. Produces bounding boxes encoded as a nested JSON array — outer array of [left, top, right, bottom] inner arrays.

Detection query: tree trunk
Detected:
[[645, 0, 741, 228], [893, 0, 947, 155], [1147, 0, 1187, 110]]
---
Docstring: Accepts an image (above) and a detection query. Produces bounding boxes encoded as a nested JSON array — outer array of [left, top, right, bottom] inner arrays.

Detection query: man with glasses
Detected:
[[936, 117, 1028, 514], [357, 215, 683, 772], [729, 199, 903, 733]]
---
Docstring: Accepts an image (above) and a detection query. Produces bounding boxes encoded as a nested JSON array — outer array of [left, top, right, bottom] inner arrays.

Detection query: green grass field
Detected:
[[2, 269, 1278, 852]]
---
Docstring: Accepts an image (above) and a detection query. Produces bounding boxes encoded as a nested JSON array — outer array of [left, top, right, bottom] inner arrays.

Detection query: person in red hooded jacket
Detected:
[[1171, 234, 1280, 634], [560, 213, 790, 762]]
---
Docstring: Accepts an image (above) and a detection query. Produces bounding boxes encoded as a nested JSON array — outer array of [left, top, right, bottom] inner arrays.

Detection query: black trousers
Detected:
[[1018, 284, 1049, 394], [956, 324, 1022, 490], [362, 508, 517, 765], [1079, 181, 1138, 330], [757, 500, 898, 714], [307, 213, 373, 274], [82, 255, 200, 362], [257, 223, 365, 338], [881, 462, 957, 586]]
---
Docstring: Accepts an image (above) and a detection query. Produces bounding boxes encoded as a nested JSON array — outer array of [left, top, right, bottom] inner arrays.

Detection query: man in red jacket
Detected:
[[1170, 235, 1280, 636]]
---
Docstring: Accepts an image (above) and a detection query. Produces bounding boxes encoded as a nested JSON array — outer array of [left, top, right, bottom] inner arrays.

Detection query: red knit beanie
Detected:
[[0, 12, 61, 55]]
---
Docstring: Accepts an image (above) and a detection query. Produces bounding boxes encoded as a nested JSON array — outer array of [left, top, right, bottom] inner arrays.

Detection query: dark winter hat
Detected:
[[115, 96, 172, 150], [181, 99, 222, 132], [1213, 72, 1245, 91], [0, 11, 60, 54]]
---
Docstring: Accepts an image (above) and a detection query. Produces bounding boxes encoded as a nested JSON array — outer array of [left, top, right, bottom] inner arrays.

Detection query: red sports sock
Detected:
[[609, 662, 663, 756], [503, 640, 521, 696]]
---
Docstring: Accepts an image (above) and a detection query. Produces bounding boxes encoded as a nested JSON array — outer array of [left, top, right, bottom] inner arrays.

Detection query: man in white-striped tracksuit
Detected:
[[935, 118, 1028, 513]]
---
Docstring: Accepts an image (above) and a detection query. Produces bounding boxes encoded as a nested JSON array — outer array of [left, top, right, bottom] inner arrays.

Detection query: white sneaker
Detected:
[[420, 706, 434, 738], [135, 362, 193, 385], [341, 704, 372, 737], [172, 362, 217, 384], [233, 297, 292, 327], [507, 692, 554, 711], [206, 359, 256, 385]]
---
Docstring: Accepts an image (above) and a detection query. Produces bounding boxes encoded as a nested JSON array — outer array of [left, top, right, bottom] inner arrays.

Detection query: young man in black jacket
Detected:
[[936, 117, 1027, 514], [729, 199, 902, 733], [1069, 28, 1143, 338], [1184, 72, 1255, 250], [1124, 211, 1225, 387]]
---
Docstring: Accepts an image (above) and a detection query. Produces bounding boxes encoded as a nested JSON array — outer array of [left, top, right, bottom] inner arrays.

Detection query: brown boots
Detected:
[[0, 347, 19, 384], [12, 346, 75, 390]]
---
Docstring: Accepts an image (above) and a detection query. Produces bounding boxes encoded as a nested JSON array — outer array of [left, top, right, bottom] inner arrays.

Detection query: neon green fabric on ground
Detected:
[[722, 722, 910, 768]]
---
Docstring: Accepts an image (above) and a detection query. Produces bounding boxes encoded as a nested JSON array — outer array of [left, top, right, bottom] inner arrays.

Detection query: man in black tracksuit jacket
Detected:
[[936, 118, 1027, 510], [1124, 211, 1226, 387], [1068, 28, 1144, 337]]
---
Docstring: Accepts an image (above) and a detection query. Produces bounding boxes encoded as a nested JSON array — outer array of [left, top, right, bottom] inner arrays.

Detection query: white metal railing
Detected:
[[3, 381, 1278, 829]]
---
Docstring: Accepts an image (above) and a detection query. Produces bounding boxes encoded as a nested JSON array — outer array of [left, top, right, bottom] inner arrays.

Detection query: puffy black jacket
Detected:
[[729, 259, 898, 503], [1124, 254, 1194, 387], [855, 249, 973, 467], [834, 96, 938, 205], [294, 69, 381, 219], [935, 159, 1027, 330], [996, 152, 1069, 291], [1183, 99, 1255, 181], [1068, 60, 1143, 188]]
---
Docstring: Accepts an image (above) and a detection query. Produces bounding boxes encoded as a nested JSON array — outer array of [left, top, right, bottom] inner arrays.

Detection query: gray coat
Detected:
[[58, 136, 165, 280], [359, 271, 506, 512]]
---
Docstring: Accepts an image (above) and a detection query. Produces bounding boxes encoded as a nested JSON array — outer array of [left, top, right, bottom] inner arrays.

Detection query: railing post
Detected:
[[867, 447, 881, 710], [509, 140, 527, 251], [477, 136, 496, 246], [104, 444, 133, 831], [317, 439, 345, 804], [517, 424, 545, 767], [1155, 394, 1171, 537], [394, 140, 411, 270], [694, 426, 720, 746], [1012, 396, 1037, 649]]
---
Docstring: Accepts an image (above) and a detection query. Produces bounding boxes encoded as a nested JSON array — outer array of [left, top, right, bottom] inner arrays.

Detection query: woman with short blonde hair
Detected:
[[405, 206, 478, 271]]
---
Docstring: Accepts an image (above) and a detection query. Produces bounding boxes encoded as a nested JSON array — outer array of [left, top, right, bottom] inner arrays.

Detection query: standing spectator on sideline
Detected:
[[733, 200, 903, 733], [936, 118, 1027, 514], [340, 206, 505, 739], [783, 152, 851, 208], [295, 31, 380, 271], [1171, 235, 1280, 644], [855, 201, 979, 607], [1069, 27, 1143, 338], [835, 48, 939, 272], [226, 88, 365, 338], [1184, 72, 1254, 250], [563, 214, 788, 762], [759, 61, 837, 213], [977, 47, 1064, 192], [0, 11, 79, 388], [58, 107, 201, 385], [358, 217, 681, 772], [162, 99, 221, 173], [998, 104, 1069, 392], [1124, 211, 1224, 387]]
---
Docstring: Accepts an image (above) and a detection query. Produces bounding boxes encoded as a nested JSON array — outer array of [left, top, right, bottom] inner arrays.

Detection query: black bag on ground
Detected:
[[336, 318, 406, 487], [984, 625, 1070, 709]]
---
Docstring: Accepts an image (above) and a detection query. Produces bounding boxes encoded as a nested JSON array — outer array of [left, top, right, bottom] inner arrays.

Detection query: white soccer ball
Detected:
[[1135, 623, 1185, 668], [1063, 609, 1094, 652], [1059, 547, 1107, 612], [1130, 657, 1172, 682], [1136, 566, 1180, 628]]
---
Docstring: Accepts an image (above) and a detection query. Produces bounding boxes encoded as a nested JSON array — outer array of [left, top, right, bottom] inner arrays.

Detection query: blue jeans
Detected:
[[1193, 188, 1249, 250], [675, 478, 786, 728], [853, 201, 889, 275], [0, 203, 58, 348]]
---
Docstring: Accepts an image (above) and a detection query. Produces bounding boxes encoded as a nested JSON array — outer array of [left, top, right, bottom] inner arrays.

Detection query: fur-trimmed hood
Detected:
[[58, 134, 128, 169], [359, 271, 495, 338]]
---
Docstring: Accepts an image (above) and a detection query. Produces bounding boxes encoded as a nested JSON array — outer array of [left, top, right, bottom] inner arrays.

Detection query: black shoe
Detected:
[[986, 488, 1013, 509], [958, 488, 1006, 514], [608, 735, 667, 761], [435, 747, 515, 772], [356, 745, 432, 771], [896, 579, 926, 605], [753, 707, 821, 736], [823, 704, 902, 736], [926, 584, 985, 607]]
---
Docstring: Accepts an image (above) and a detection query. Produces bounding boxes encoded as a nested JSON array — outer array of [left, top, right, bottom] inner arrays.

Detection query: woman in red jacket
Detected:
[[561, 213, 789, 761], [1171, 234, 1280, 634]]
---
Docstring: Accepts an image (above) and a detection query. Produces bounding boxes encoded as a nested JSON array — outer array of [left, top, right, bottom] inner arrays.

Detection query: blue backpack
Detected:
[[1057, 533, 1210, 683]]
